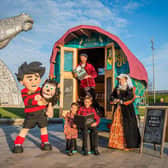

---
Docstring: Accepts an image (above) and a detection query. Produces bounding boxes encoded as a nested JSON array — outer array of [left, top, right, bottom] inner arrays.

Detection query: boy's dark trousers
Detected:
[[82, 127, 98, 152], [66, 139, 77, 152]]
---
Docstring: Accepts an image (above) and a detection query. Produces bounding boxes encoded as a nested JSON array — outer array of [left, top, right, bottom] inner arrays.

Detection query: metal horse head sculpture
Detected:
[[0, 13, 34, 49]]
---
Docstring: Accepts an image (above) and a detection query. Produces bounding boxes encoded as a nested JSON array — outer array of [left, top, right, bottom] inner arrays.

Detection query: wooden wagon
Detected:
[[49, 25, 148, 119]]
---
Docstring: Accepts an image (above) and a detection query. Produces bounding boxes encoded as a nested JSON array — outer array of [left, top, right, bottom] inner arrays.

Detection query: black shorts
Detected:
[[23, 109, 48, 129]]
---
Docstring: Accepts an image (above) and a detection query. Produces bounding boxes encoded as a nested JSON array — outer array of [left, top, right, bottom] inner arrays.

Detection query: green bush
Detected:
[[147, 94, 168, 104]]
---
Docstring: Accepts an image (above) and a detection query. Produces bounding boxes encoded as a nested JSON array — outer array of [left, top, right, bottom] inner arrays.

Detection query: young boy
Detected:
[[13, 61, 52, 153], [78, 96, 100, 156]]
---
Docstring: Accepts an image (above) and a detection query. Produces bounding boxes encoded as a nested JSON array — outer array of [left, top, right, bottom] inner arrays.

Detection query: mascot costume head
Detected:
[[41, 79, 60, 106]]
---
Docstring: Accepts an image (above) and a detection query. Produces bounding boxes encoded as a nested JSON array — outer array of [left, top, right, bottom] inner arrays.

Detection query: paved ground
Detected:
[[0, 123, 168, 168]]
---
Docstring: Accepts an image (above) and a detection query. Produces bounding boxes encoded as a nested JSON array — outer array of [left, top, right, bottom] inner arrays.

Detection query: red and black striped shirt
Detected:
[[21, 87, 46, 113]]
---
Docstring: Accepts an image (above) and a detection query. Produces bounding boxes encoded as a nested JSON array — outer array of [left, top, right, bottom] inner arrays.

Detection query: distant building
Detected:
[[0, 59, 23, 106]]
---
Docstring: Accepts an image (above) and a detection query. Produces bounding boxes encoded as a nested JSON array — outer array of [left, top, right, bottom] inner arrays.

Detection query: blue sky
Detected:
[[0, 0, 167, 90]]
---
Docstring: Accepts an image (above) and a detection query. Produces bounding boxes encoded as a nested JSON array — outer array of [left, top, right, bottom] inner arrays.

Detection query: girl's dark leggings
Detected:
[[66, 139, 77, 151]]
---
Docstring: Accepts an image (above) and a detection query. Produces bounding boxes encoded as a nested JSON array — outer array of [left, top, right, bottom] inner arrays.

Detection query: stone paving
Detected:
[[0, 123, 168, 168]]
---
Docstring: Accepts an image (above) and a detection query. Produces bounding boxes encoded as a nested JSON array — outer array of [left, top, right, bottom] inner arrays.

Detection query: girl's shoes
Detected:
[[72, 150, 77, 154]]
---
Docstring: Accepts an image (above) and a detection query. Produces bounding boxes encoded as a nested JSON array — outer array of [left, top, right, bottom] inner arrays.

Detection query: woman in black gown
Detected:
[[108, 74, 141, 150]]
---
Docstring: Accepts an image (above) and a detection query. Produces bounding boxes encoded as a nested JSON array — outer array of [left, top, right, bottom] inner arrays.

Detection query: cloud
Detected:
[[124, 1, 143, 12], [0, 0, 129, 87], [1, 0, 129, 36]]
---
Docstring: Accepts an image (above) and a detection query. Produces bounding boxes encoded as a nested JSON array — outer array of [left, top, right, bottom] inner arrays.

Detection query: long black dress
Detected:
[[109, 87, 141, 148]]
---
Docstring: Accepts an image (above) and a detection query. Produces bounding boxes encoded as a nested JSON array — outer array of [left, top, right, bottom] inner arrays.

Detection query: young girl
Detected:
[[64, 102, 78, 156]]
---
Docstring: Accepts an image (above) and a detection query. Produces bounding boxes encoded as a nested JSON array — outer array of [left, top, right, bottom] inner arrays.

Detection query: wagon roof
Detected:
[[50, 25, 148, 84]]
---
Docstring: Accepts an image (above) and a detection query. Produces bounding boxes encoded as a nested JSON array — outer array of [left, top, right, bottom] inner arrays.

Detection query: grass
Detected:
[[0, 107, 25, 118], [138, 107, 146, 117], [0, 107, 59, 119]]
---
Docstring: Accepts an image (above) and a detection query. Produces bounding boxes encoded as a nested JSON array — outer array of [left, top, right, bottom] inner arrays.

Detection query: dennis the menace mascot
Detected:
[[13, 62, 52, 153]]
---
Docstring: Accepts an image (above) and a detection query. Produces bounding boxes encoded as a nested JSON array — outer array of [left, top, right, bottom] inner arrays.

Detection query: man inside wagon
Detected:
[[74, 53, 100, 113]]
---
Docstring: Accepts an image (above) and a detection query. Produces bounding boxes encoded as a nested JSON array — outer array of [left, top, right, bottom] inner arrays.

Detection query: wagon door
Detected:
[[104, 43, 115, 118], [59, 46, 78, 114]]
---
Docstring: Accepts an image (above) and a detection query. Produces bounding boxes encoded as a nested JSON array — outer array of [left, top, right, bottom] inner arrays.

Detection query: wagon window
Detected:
[[64, 51, 73, 71]]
